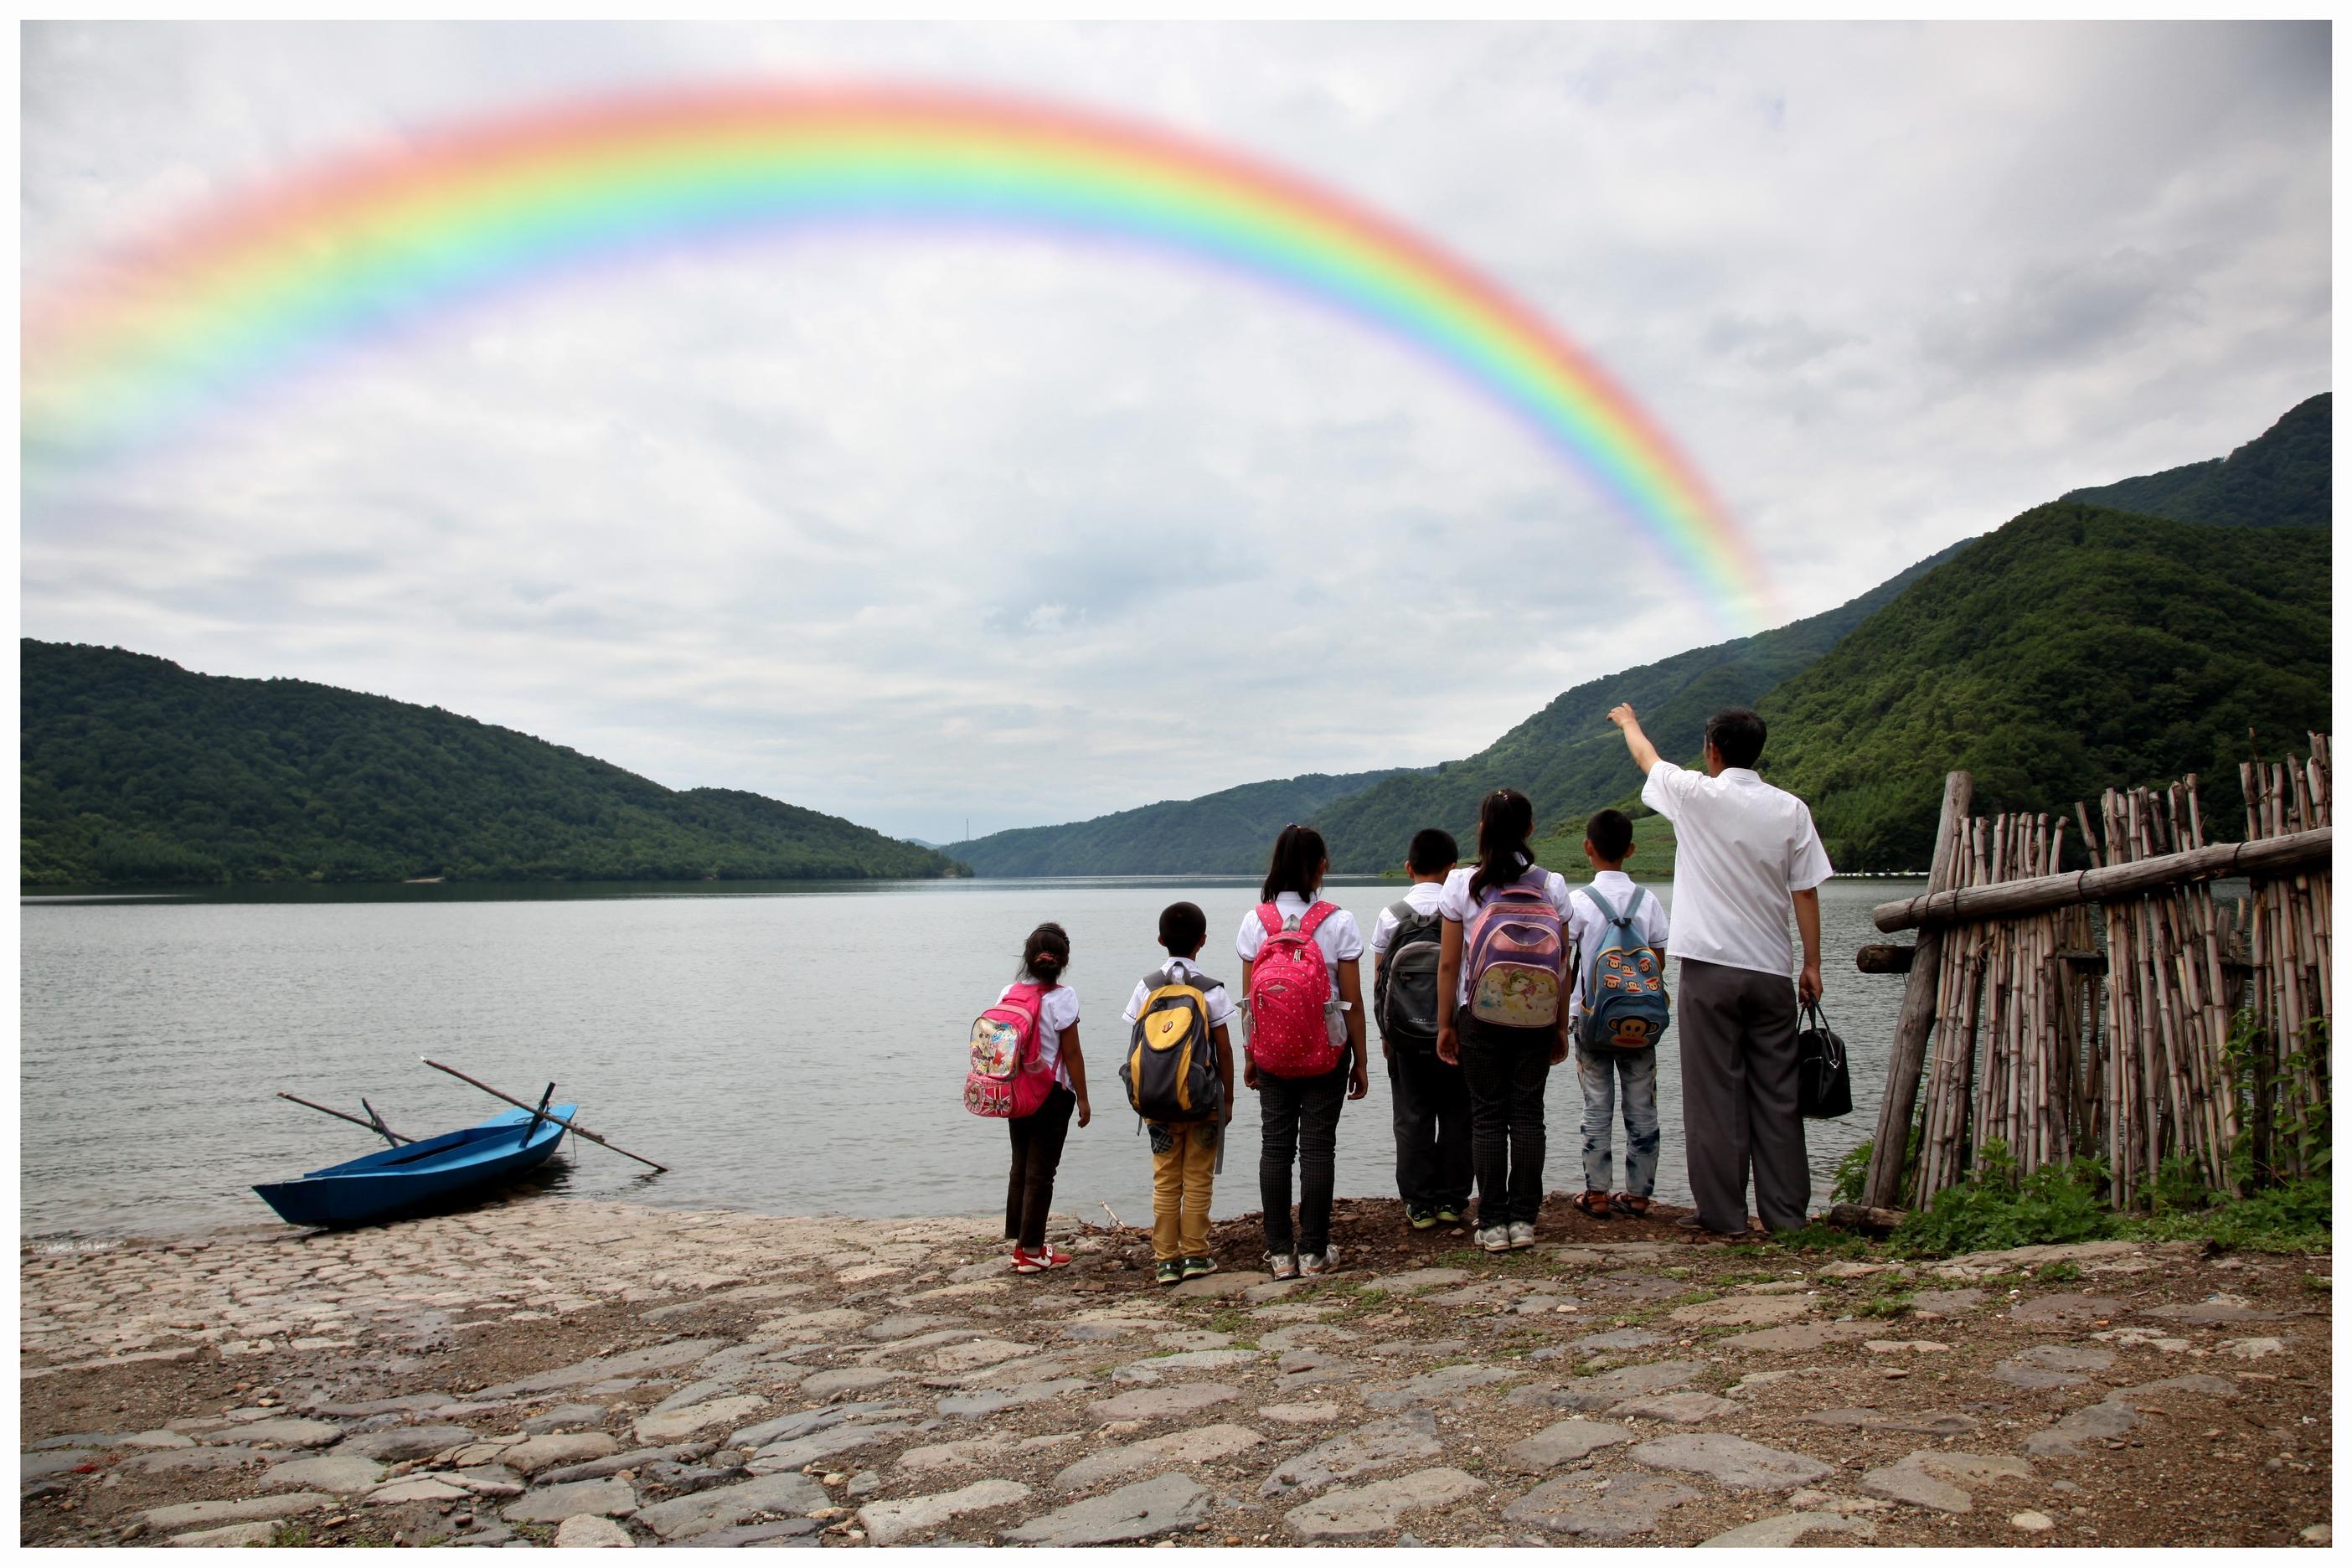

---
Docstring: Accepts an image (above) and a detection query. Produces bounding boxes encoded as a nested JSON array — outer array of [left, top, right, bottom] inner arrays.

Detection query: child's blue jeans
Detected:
[[1576, 1045, 1660, 1198]]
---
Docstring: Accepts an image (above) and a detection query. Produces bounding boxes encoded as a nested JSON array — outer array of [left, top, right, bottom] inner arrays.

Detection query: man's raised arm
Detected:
[[1608, 703, 1661, 773]]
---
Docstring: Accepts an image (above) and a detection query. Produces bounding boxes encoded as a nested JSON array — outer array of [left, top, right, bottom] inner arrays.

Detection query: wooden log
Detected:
[[1871, 827, 2332, 934], [1861, 771, 1974, 1209], [1857, 943, 1916, 974], [1824, 1202, 1906, 1237]]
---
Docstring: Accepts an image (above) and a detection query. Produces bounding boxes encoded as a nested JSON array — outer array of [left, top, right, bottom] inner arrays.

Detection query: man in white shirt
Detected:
[[1609, 703, 1832, 1235]]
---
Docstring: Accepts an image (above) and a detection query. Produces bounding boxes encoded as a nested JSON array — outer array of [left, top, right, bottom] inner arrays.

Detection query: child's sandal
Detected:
[[1574, 1190, 1614, 1220], [1612, 1193, 1651, 1218]]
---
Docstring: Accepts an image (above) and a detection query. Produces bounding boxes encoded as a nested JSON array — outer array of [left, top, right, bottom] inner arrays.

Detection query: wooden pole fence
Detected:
[[1871, 827, 2331, 935]]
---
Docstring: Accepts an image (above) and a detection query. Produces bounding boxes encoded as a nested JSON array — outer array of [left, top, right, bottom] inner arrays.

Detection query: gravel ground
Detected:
[[19, 1189, 2334, 1548]]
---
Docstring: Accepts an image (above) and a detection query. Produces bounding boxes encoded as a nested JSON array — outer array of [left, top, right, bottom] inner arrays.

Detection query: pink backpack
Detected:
[[1462, 870, 1568, 1029], [965, 982, 1057, 1118], [1246, 901, 1344, 1078]]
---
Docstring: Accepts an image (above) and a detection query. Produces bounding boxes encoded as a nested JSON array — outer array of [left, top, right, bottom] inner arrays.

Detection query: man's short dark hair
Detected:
[[1586, 808, 1634, 862], [1705, 707, 1767, 770], [1158, 900, 1208, 954], [1407, 828, 1459, 875]]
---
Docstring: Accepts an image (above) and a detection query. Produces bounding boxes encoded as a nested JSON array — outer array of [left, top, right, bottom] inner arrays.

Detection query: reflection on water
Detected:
[[22, 874, 1921, 1238]]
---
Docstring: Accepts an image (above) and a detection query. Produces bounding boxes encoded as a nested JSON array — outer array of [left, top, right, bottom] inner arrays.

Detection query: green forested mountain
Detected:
[[2065, 394, 2329, 530], [20, 641, 965, 886], [944, 768, 1413, 876], [1308, 539, 1972, 871], [1761, 501, 2331, 869]]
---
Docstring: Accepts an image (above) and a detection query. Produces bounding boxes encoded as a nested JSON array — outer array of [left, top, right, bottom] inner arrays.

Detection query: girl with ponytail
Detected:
[[1435, 789, 1576, 1255], [1235, 824, 1369, 1279], [998, 921, 1090, 1273]]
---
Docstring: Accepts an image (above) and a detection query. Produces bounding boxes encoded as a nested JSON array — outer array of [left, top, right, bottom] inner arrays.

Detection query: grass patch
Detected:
[[2033, 1261, 2082, 1283], [1753, 1223, 1875, 1258], [1205, 1308, 1256, 1337], [2118, 1176, 2332, 1255]]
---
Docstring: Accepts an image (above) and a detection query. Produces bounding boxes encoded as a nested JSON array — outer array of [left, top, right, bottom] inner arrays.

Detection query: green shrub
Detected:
[[1888, 1142, 2116, 1258], [2122, 1176, 2332, 1255]]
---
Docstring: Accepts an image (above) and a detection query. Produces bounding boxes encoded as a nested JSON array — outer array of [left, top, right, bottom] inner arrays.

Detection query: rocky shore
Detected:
[[19, 1191, 2332, 1548]]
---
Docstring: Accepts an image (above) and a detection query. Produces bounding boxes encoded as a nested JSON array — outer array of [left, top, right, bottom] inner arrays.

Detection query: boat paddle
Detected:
[[277, 1091, 410, 1146], [420, 1058, 668, 1173]]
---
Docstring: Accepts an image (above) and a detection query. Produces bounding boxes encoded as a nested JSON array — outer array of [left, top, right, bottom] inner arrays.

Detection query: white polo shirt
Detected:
[[1121, 956, 1239, 1029], [1368, 879, 1447, 958], [1640, 761, 1834, 976], [1235, 892, 1364, 978], [1565, 871, 1671, 1024]]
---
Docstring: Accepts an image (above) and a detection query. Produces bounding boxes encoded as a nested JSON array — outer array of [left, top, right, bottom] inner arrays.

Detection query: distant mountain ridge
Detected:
[[946, 768, 1416, 876], [20, 641, 966, 886], [1308, 538, 1973, 870]]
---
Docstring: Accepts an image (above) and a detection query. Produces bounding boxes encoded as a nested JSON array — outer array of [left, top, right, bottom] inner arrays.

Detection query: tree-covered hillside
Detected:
[[944, 768, 1414, 876], [2065, 394, 2329, 531], [1761, 502, 2331, 869], [1305, 539, 1972, 870], [21, 642, 966, 886]]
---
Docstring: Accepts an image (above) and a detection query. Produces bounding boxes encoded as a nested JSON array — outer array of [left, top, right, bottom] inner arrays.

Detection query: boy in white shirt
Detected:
[[1122, 901, 1237, 1286], [1565, 810, 1670, 1219], [1369, 828, 1469, 1229]]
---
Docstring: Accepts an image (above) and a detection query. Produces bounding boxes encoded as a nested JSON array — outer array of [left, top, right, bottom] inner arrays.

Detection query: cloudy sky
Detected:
[[21, 22, 2330, 842]]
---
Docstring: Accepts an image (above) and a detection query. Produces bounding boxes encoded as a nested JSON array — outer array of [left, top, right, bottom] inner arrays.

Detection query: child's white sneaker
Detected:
[[1508, 1221, 1537, 1250], [1297, 1246, 1338, 1277], [1475, 1225, 1512, 1253], [1266, 1251, 1299, 1281]]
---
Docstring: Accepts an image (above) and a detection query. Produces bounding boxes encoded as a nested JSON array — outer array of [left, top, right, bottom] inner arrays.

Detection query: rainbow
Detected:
[[23, 82, 1778, 627]]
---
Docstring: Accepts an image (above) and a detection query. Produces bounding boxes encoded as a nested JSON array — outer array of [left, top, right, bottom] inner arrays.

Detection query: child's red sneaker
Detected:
[[1009, 1244, 1072, 1274]]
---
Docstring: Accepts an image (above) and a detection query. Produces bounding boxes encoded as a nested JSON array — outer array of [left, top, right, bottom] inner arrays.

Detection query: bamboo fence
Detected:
[[1895, 734, 2330, 1209]]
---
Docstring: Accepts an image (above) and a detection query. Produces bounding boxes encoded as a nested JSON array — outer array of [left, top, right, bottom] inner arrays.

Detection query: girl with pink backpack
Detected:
[[1235, 825, 1369, 1279], [1435, 790, 1577, 1255], [983, 922, 1091, 1274]]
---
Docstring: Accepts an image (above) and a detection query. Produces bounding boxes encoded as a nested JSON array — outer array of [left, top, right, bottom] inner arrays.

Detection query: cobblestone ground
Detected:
[[18, 1194, 2333, 1548]]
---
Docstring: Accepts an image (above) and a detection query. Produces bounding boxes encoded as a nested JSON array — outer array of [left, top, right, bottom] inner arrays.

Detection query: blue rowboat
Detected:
[[254, 1103, 574, 1228]]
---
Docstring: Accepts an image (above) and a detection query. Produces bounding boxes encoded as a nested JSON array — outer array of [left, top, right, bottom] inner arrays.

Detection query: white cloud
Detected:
[[19, 21, 2330, 840]]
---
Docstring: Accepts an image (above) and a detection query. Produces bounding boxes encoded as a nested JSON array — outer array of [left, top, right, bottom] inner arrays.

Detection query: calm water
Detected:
[[21, 874, 1923, 1239]]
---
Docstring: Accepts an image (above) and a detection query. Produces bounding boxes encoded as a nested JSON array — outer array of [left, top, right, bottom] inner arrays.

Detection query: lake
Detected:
[[20, 874, 1924, 1240]]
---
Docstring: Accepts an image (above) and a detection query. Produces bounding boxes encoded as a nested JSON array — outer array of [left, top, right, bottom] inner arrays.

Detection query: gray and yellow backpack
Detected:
[[1123, 967, 1224, 1123]]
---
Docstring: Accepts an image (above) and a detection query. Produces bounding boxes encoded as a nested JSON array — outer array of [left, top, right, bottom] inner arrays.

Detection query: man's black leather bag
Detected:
[[1795, 1002, 1853, 1119]]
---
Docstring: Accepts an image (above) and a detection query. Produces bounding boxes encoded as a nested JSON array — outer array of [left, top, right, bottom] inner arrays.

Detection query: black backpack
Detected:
[[1375, 900, 1444, 1045]]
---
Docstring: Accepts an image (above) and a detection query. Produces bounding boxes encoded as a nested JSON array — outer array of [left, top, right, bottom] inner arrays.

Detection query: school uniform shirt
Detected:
[[1641, 761, 1834, 976], [1234, 891, 1365, 977], [999, 977, 1081, 1091], [1120, 956, 1240, 1029], [1368, 879, 1447, 958], [1565, 871, 1671, 1024], [1436, 863, 1578, 1006]]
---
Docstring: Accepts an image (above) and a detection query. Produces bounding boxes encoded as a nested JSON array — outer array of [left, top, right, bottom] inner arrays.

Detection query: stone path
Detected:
[[18, 1195, 2333, 1547]]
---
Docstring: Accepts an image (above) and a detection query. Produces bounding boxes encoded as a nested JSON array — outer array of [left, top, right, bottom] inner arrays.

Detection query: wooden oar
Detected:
[[278, 1091, 410, 1146], [420, 1058, 668, 1173]]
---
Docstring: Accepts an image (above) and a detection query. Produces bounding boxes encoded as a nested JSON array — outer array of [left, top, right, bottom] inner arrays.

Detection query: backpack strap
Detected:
[[1386, 899, 1416, 928], [1256, 903, 1285, 941], [1146, 967, 1171, 993], [1582, 887, 1622, 926], [1297, 900, 1337, 940]]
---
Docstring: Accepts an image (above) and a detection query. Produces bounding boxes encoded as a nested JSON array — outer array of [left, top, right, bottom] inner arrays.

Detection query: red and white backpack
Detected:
[[964, 982, 1057, 1118], [1246, 901, 1344, 1078]]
